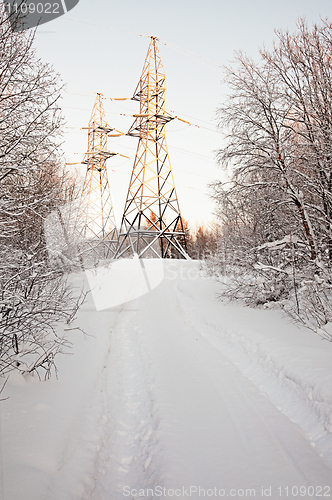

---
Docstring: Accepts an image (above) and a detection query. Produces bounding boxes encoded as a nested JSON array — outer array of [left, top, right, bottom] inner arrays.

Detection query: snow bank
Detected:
[[175, 262, 332, 466]]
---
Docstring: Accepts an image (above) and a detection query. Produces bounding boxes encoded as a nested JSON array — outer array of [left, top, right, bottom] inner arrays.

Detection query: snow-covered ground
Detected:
[[1, 260, 332, 500]]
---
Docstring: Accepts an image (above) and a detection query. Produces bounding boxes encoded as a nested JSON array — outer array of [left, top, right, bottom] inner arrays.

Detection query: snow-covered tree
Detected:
[[0, 7, 82, 377], [211, 19, 332, 336]]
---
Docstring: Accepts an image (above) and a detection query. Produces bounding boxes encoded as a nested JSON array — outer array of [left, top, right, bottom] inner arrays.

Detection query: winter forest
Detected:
[[1, 4, 332, 499]]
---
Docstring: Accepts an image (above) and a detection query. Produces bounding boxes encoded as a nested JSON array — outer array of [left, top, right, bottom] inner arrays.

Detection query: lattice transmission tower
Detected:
[[77, 93, 118, 260], [115, 36, 189, 259]]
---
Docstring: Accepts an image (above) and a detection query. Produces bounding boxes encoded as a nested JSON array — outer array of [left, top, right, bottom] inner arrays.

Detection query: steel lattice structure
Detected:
[[115, 36, 188, 259], [77, 93, 118, 260]]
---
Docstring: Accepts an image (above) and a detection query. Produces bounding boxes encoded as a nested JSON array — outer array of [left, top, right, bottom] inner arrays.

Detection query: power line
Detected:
[[63, 90, 219, 129], [64, 128, 217, 165], [64, 17, 224, 74], [64, 17, 150, 40], [62, 102, 219, 134], [158, 38, 223, 74]]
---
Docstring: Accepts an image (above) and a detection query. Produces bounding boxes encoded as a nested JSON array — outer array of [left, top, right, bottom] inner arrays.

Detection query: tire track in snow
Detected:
[[45, 302, 163, 500], [45, 305, 126, 500], [88, 305, 164, 499]]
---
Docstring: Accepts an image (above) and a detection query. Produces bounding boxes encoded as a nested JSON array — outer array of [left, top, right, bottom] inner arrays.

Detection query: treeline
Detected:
[[208, 19, 332, 339], [184, 223, 220, 260]]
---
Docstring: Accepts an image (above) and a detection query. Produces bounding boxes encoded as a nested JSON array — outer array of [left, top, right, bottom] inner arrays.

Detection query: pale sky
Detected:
[[33, 0, 332, 229]]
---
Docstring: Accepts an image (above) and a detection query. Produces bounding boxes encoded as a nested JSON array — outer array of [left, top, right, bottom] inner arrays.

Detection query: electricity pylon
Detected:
[[77, 93, 118, 260], [115, 36, 189, 259]]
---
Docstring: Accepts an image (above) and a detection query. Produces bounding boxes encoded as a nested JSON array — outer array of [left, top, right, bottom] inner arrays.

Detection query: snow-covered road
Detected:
[[2, 260, 332, 500]]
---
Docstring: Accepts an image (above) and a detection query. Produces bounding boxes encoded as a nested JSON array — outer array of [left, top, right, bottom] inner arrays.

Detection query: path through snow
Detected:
[[1, 260, 332, 500]]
